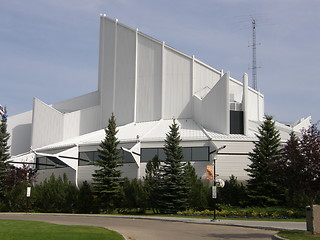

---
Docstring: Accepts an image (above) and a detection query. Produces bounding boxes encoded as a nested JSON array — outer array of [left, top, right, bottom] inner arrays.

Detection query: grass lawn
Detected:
[[0, 220, 124, 240], [278, 230, 320, 240]]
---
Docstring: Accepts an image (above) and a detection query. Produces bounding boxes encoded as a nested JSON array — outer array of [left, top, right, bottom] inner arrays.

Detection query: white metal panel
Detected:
[[136, 34, 162, 122], [216, 154, 251, 181], [31, 98, 64, 149], [114, 24, 136, 125], [163, 47, 192, 119], [7, 111, 33, 155], [193, 61, 221, 96]]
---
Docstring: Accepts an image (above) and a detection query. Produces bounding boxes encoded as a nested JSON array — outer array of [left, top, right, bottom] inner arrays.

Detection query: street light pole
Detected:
[[209, 145, 226, 221]]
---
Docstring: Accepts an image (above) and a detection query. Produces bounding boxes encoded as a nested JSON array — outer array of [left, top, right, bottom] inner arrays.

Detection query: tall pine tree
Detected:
[[158, 119, 188, 213], [245, 115, 283, 206], [0, 109, 10, 201], [92, 113, 123, 213]]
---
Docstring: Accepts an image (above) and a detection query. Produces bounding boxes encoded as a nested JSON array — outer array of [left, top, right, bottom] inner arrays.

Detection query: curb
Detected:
[[272, 233, 287, 240]]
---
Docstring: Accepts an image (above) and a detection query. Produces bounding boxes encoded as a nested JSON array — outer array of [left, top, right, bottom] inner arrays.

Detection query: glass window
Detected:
[[158, 148, 166, 161], [192, 147, 209, 161], [182, 147, 192, 161], [141, 148, 158, 162], [93, 151, 100, 162], [79, 152, 94, 166], [122, 150, 136, 163], [37, 157, 47, 170]]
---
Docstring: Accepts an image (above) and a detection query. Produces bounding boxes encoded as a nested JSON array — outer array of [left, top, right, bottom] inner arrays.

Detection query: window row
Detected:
[[78, 146, 209, 166], [78, 149, 135, 166], [140, 147, 209, 162]]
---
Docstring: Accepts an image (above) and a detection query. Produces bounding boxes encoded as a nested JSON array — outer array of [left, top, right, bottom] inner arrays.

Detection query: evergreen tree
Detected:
[[245, 115, 283, 206], [92, 113, 123, 213], [0, 110, 10, 201], [144, 155, 161, 213], [158, 119, 188, 213], [218, 175, 247, 207], [76, 181, 94, 214], [185, 162, 208, 210]]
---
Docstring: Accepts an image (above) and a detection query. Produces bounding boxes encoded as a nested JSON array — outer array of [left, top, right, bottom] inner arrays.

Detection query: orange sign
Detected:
[[206, 165, 214, 180]]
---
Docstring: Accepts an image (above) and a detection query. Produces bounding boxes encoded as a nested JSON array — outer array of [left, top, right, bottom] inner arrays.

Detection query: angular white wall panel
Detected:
[[52, 91, 100, 113], [201, 73, 230, 134], [193, 61, 221, 96], [163, 47, 192, 119], [114, 24, 136, 125], [7, 111, 33, 155], [31, 98, 64, 149], [99, 17, 116, 127], [136, 34, 162, 122], [63, 105, 101, 140], [229, 79, 243, 103], [247, 89, 264, 121]]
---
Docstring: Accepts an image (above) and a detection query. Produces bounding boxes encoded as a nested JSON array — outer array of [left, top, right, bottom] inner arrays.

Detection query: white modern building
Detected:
[[7, 15, 311, 186]]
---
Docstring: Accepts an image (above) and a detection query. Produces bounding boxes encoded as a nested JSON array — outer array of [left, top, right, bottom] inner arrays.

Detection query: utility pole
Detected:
[[251, 18, 258, 91]]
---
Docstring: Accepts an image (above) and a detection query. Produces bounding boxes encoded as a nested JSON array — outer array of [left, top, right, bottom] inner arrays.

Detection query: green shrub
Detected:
[[177, 206, 305, 218]]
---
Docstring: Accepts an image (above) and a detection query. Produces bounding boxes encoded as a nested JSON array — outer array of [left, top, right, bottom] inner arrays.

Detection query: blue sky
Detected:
[[1, 0, 319, 123]]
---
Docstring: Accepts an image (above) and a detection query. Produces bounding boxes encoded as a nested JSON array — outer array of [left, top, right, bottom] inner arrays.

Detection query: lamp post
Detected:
[[209, 145, 226, 221]]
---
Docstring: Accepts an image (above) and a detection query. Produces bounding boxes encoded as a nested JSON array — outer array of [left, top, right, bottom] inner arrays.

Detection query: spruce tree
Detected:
[[0, 110, 10, 201], [245, 115, 283, 206], [92, 113, 123, 213], [158, 119, 188, 213], [185, 162, 208, 210], [144, 155, 161, 213]]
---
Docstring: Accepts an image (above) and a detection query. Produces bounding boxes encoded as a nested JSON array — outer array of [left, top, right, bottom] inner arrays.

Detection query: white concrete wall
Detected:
[[63, 105, 101, 139], [201, 73, 230, 134], [229, 78, 243, 103], [193, 60, 221, 95], [136, 34, 162, 122], [7, 111, 33, 155], [248, 88, 264, 121], [52, 91, 100, 113], [31, 98, 64, 149]]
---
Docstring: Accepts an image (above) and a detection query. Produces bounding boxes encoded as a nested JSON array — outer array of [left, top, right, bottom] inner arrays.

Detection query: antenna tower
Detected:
[[251, 18, 258, 90]]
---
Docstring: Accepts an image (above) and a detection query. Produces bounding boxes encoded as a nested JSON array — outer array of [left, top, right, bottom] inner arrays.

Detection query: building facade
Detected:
[[7, 15, 311, 187]]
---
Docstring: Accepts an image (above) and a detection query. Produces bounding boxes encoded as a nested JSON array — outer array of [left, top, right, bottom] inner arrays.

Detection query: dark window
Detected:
[[182, 147, 192, 161], [79, 152, 95, 166], [122, 150, 136, 163], [230, 110, 244, 134], [141, 148, 158, 162], [36, 156, 68, 170], [141, 147, 209, 162], [192, 147, 209, 161]]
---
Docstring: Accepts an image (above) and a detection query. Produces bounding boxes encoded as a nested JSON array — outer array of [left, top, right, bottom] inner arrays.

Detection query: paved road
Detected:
[[0, 213, 278, 240]]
